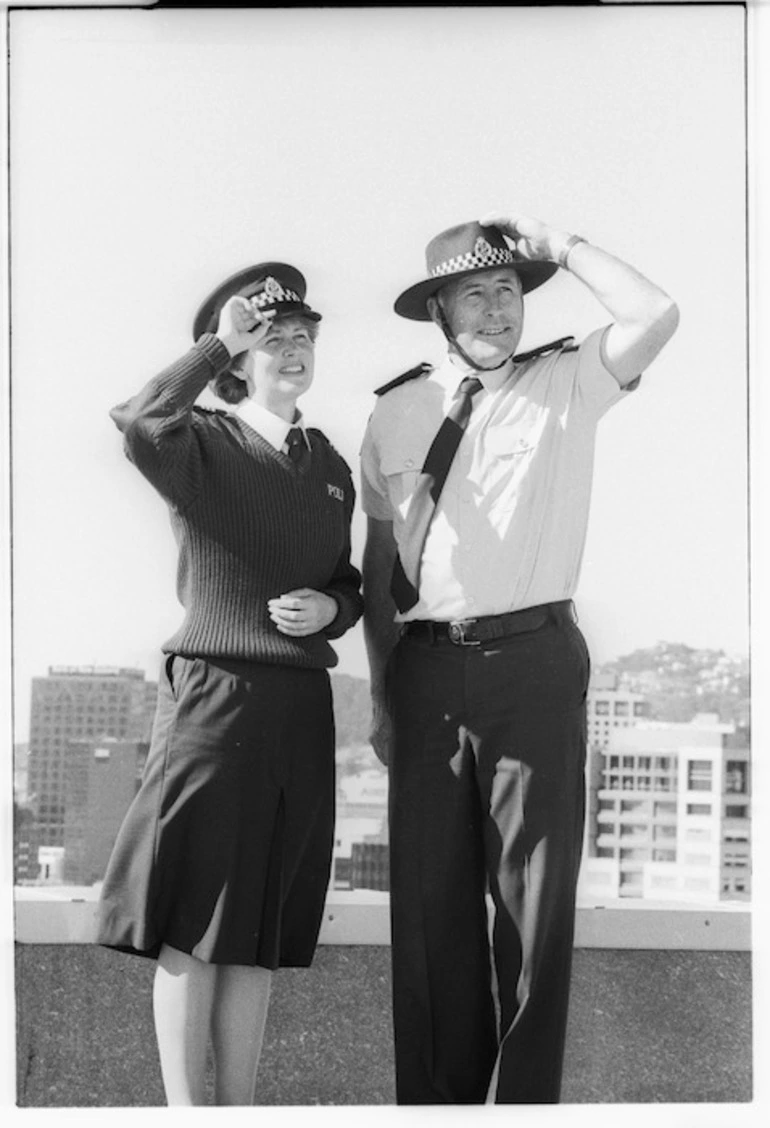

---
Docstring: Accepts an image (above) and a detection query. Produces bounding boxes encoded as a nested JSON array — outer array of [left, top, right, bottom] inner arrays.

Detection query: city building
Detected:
[[582, 713, 751, 904], [26, 666, 157, 851], [584, 674, 649, 871], [333, 769, 388, 891], [14, 801, 41, 884], [63, 738, 148, 885], [719, 731, 751, 902], [587, 672, 649, 750]]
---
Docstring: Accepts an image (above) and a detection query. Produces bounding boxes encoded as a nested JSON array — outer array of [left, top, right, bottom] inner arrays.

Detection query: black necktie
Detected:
[[286, 427, 310, 472], [390, 376, 483, 612]]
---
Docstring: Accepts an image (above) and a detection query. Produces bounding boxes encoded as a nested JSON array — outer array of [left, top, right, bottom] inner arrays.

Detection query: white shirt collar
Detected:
[[434, 351, 514, 396], [235, 398, 310, 452]]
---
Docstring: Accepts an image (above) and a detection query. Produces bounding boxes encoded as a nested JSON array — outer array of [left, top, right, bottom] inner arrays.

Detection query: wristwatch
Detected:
[[557, 234, 587, 269]]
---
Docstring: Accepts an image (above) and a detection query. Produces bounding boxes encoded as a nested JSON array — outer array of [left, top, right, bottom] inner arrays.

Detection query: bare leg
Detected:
[[153, 943, 217, 1106], [211, 964, 273, 1105]]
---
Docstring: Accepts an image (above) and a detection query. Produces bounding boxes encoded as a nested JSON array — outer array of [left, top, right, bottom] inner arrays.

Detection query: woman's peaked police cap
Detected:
[[193, 262, 322, 341], [394, 221, 558, 321]]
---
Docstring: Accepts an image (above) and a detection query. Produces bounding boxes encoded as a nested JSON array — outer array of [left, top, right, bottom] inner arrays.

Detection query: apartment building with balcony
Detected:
[[582, 714, 750, 904]]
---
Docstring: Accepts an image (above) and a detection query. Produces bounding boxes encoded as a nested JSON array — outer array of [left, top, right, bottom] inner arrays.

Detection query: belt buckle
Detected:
[[448, 619, 481, 646]]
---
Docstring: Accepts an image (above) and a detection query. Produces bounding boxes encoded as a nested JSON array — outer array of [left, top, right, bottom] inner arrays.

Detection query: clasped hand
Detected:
[[268, 588, 338, 636]]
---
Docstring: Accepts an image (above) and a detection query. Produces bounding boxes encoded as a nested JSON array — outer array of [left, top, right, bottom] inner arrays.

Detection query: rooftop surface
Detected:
[[15, 943, 751, 1106]]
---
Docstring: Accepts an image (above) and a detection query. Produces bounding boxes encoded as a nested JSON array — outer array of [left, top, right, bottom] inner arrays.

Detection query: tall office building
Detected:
[[582, 714, 751, 904], [63, 737, 149, 885], [26, 666, 157, 850]]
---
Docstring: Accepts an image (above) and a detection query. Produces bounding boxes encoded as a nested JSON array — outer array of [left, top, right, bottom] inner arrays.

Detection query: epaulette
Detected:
[[513, 336, 576, 364], [374, 362, 433, 397]]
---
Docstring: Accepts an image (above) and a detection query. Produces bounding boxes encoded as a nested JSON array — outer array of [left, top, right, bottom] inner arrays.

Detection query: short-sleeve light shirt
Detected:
[[360, 326, 635, 621]]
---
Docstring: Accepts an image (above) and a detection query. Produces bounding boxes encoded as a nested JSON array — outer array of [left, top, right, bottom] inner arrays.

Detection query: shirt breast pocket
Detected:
[[481, 426, 539, 511], [484, 425, 538, 461]]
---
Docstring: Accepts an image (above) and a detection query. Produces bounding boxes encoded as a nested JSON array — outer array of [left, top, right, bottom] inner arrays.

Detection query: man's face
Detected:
[[432, 268, 524, 365]]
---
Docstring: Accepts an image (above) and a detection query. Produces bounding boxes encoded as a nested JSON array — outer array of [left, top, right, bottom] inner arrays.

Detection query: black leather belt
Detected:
[[401, 600, 573, 647]]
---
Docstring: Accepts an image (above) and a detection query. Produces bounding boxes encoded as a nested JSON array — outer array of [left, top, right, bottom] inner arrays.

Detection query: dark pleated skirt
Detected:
[[96, 653, 335, 968]]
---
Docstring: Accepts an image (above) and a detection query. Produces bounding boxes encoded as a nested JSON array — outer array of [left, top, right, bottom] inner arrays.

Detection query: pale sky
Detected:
[[8, 4, 750, 742]]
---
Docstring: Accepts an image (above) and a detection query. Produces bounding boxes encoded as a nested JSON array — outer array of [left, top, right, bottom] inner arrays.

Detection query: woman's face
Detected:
[[242, 315, 316, 412]]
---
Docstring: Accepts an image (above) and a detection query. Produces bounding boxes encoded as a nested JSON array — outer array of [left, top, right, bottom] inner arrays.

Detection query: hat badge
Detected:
[[474, 236, 498, 264], [264, 275, 282, 299]]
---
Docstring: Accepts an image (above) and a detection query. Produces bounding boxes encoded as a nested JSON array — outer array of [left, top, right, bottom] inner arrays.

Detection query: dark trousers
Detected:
[[387, 606, 589, 1104]]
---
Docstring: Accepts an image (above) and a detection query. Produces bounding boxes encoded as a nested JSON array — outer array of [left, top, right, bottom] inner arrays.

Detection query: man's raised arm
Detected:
[[482, 210, 680, 386]]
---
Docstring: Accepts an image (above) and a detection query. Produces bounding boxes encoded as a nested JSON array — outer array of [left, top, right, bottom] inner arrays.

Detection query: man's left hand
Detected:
[[480, 210, 572, 265], [268, 588, 338, 636]]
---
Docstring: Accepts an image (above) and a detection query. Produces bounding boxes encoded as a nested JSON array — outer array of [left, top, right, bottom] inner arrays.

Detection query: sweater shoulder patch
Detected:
[[192, 405, 231, 419], [307, 428, 353, 478], [374, 362, 433, 397]]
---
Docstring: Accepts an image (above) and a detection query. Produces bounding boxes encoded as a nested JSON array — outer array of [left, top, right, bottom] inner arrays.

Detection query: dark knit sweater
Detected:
[[110, 333, 363, 668]]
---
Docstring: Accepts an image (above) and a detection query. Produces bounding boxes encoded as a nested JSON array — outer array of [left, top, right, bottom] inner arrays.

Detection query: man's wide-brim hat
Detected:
[[193, 262, 321, 341], [394, 221, 558, 321]]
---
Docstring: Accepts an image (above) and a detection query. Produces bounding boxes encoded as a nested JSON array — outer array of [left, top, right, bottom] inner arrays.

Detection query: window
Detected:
[[725, 804, 748, 819], [597, 822, 615, 836], [685, 828, 711, 842], [638, 756, 652, 770], [614, 702, 630, 717], [655, 757, 671, 771], [637, 776, 651, 790], [595, 701, 610, 715], [597, 847, 615, 858], [653, 848, 676, 862], [654, 800, 676, 817], [622, 756, 634, 768], [621, 800, 647, 814], [724, 762, 748, 794], [620, 823, 646, 838], [684, 876, 710, 891], [620, 848, 648, 861], [608, 756, 619, 769], [633, 702, 647, 717], [598, 799, 616, 812], [688, 760, 712, 792], [687, 803, 711, 816], [654, 825, 677, 840]]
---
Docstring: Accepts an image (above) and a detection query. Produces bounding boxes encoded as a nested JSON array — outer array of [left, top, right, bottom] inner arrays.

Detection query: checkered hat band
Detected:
[[432, 245, 515, 277], [252, 277, 302, 307]]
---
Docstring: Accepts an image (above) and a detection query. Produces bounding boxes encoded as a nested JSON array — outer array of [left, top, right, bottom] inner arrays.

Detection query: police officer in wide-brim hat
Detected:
[[394, 219, 558, 321], [361, 208, 679, 1105], [393, 220, 559, 375]]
